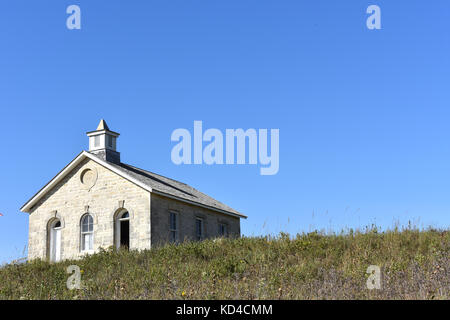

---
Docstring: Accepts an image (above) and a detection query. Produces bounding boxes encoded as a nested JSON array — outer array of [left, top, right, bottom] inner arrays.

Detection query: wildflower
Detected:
[[182, 291, 186, 297]]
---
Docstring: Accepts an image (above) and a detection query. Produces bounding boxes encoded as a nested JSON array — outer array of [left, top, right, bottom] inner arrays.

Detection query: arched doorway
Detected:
[[48, 219, 62, 262], [115, 210, 130, 250]]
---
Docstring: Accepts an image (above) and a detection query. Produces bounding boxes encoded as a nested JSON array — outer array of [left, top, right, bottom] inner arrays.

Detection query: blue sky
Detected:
[[0, 1, 449, 263]]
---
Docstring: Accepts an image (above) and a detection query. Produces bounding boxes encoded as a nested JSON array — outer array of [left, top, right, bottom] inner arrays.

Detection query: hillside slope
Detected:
[[0, 228, 448, 300]]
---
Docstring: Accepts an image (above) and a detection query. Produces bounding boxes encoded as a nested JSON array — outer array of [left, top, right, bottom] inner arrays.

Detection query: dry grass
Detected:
[[0, 227, 448, 300]]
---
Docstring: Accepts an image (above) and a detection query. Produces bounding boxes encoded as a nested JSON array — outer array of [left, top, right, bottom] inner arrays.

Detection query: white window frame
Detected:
[[80, 214, 94, 253], [195, 217, 204, 241], [169, 211, 178, 243]]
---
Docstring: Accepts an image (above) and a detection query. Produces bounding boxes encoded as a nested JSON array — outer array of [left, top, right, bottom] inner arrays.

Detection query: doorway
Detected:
[[115, 211, 130, 250], [120, 220, 129, 248], [49, 220, 62, 262]]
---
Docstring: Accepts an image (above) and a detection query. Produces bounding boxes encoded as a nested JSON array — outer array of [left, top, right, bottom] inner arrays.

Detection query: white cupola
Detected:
[[86, 119, 121, 164]]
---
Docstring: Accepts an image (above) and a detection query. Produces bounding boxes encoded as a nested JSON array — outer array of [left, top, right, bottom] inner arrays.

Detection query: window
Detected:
[[94, 136, 100, 147], [81, 214, 94, 251], [195, 218, 204, 241], [115, 211, 130, 250], [169, 212, 178, 242], [107, 135, 113, 148], [219, 223, 228, 237]]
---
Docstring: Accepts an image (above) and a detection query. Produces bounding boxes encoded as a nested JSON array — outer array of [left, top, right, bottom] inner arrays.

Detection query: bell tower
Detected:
[[86, 119, 121, 164]]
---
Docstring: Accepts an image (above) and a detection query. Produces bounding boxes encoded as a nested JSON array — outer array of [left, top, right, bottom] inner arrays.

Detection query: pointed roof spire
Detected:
[[87, 119, 119, 136], [96, 119, 110, 131]]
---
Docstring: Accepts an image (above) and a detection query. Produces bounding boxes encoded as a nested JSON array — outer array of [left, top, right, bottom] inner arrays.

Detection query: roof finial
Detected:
[[96, 119, 110, 131]]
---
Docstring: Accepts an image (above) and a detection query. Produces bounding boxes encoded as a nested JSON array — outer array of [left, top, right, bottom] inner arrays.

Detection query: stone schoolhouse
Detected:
[[21, 120, 246, 262]]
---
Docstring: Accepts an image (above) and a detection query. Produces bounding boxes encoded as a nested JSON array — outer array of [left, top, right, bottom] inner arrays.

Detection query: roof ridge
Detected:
[[118, 162, 241, 214], [120, 162, 191, 187]]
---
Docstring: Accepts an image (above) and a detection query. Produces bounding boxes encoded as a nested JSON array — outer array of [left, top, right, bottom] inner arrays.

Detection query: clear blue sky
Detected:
[[1, 1, 449, 263]]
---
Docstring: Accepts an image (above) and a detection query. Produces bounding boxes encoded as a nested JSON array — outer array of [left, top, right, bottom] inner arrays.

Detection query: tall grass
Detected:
[[0, 227, 448, 300]]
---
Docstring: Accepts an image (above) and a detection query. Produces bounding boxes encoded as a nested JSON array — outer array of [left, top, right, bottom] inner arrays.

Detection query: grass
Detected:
[[0, 227, 448, 300]]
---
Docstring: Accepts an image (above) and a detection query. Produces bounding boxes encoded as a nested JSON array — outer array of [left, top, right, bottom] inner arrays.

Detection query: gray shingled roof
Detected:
[[106, 161, 245, 218]]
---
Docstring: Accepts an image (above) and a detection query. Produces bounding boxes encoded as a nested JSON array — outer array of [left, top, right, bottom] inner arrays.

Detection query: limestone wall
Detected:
[[28, 158, 151, 261], [150, 193, 241, 245]]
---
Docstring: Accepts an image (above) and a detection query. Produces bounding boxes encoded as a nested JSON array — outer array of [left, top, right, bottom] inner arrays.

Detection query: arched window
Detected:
[[48, 219, 62, 262], [115, 210, 130, 250], [81, 214, 94, 252]]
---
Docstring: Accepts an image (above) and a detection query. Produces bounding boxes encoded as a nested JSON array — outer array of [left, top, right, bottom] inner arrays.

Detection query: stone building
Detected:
[[21, 120, 246, 262]]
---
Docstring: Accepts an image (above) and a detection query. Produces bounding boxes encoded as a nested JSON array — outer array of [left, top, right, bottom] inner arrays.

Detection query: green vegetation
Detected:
[[0, 227, 448, 300]]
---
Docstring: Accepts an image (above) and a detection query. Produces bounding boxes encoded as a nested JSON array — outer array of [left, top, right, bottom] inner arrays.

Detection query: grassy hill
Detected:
[[0, 227, 448, 300]]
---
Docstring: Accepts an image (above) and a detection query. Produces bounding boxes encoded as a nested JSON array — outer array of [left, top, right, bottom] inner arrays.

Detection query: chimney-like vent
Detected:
[[86, 119, 121, 164]]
